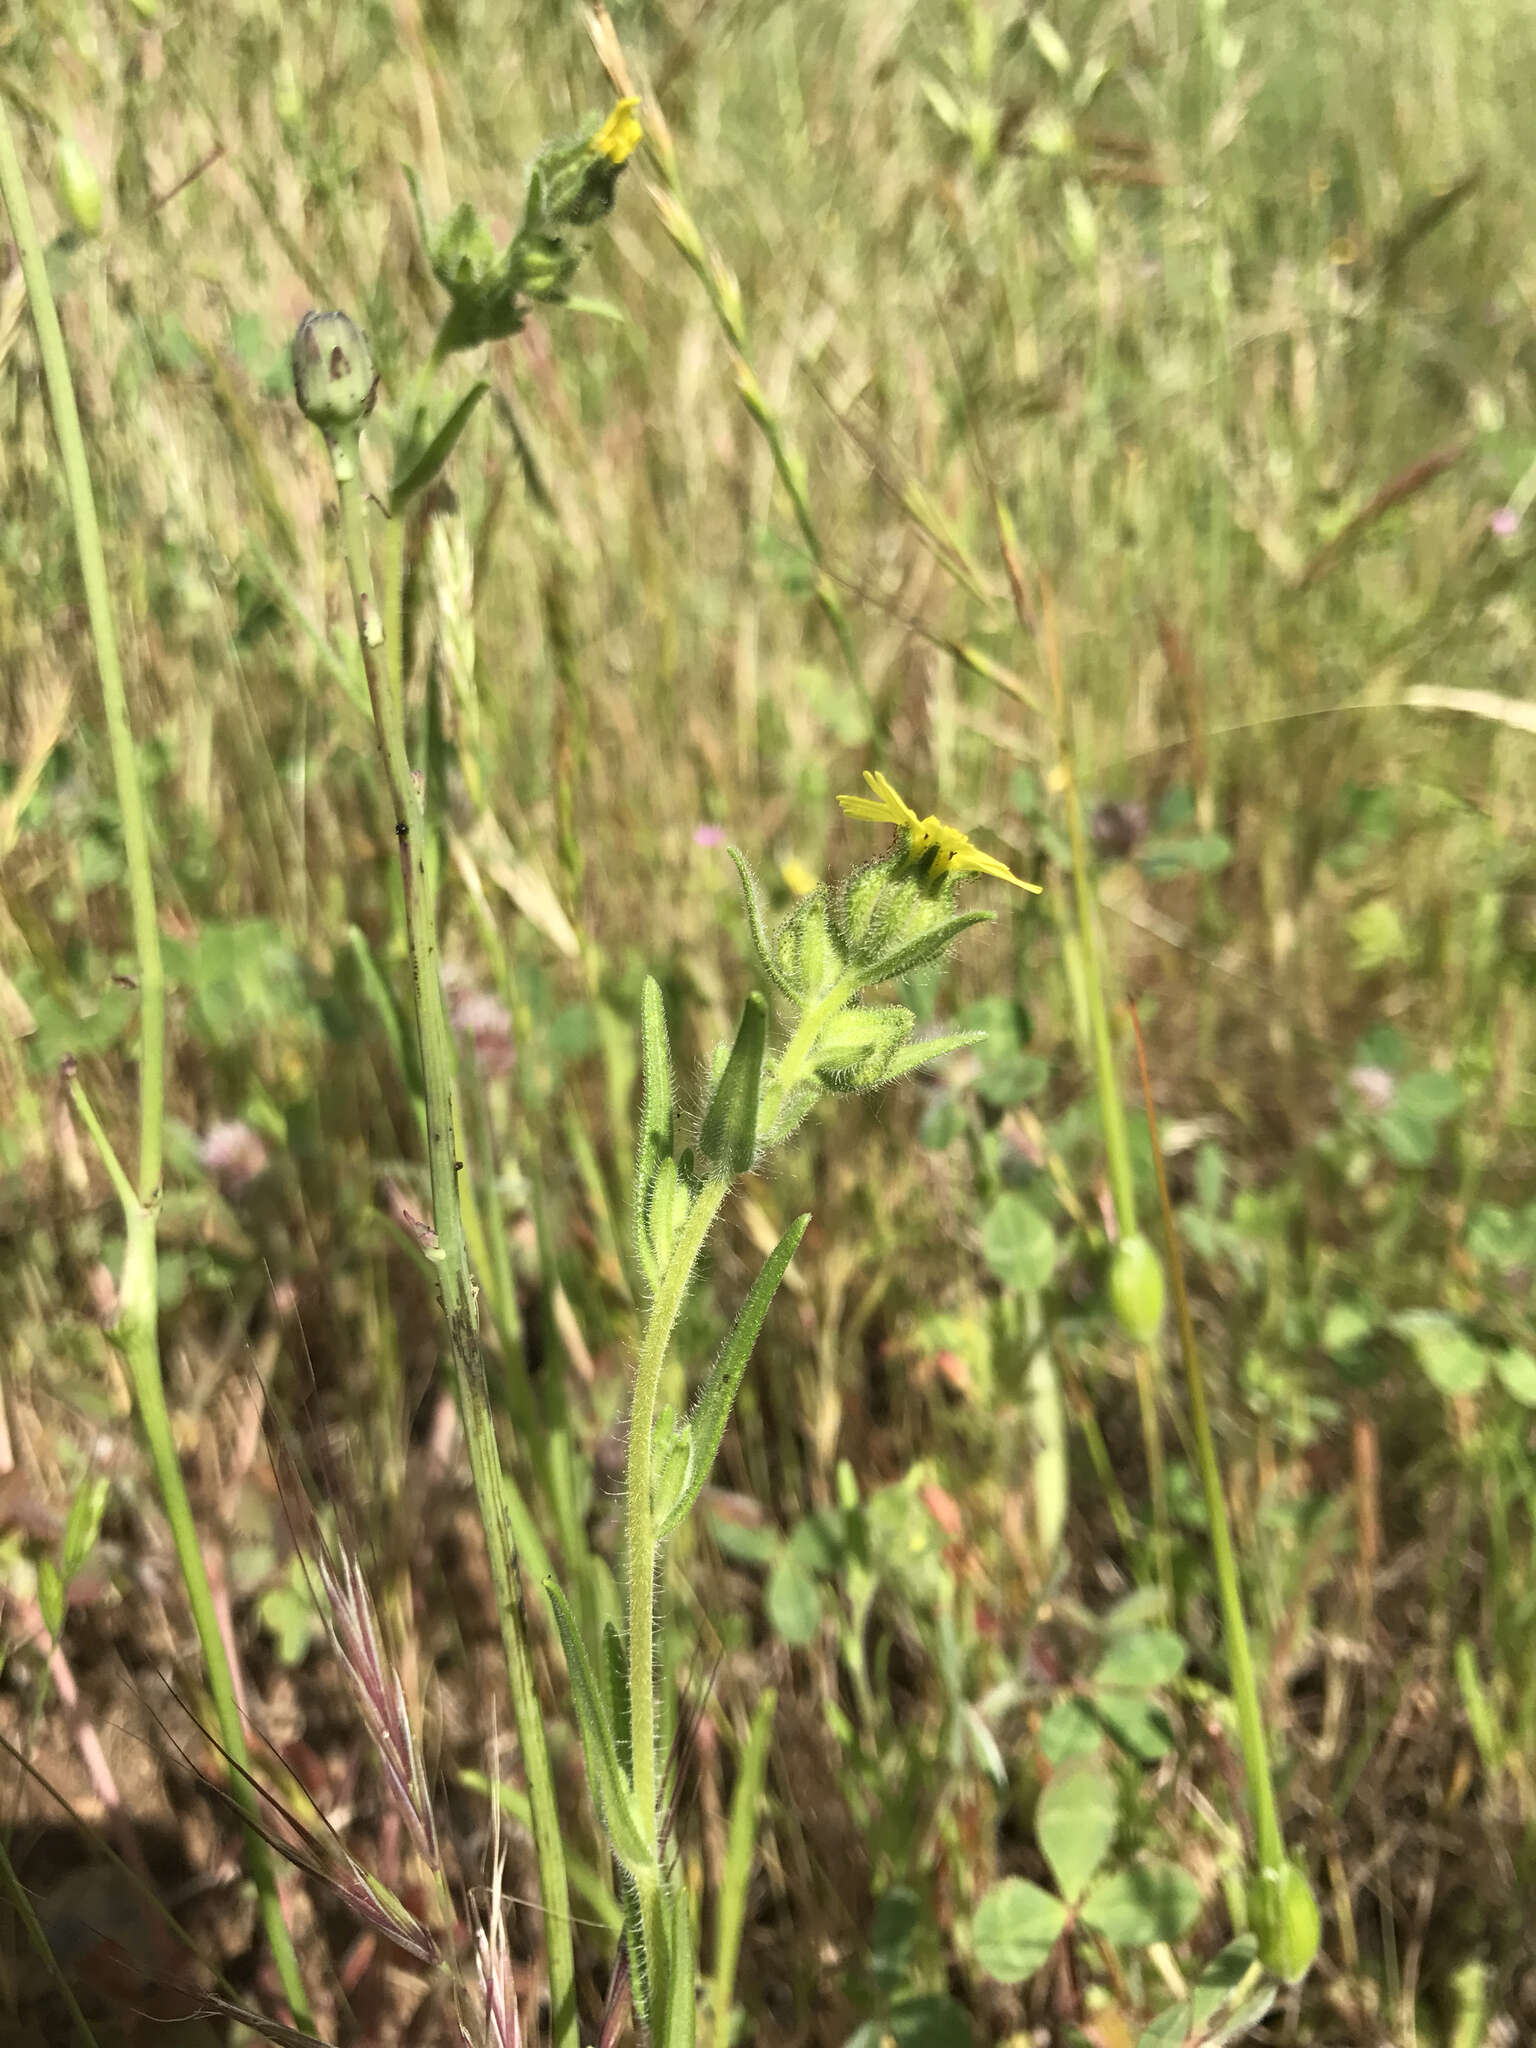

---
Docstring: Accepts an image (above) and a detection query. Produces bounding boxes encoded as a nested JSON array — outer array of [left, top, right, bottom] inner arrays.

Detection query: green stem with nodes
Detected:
[[0, 96, 312, 2027], [319, 418, 578, 2048]]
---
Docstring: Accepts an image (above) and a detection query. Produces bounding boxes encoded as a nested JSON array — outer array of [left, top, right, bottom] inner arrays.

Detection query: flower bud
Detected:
[[290, 311, 377, 431], [54, 135, 102, 238], [1109, 1233, 1165, 1343], [1249, 1860, 1321, 1985]]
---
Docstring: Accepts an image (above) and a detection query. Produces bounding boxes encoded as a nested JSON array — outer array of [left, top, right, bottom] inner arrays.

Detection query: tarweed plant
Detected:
[[291, 80, 1034, 2036]]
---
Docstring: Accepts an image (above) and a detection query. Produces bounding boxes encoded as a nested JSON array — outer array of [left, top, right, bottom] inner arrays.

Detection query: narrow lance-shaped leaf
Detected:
[[546, 1582, 656, 1877], [389, 380, 490, 514], [602, 1619, 633, 1783], [879, 1027, 987, 1084], [657, 1213, 810, 1539], [635, 976, 675, 1235], [728, 848, 799, 1004], [856, 908, 994, 989], [699, 989, 767, 1176], [658, 1873, 697, 2048]]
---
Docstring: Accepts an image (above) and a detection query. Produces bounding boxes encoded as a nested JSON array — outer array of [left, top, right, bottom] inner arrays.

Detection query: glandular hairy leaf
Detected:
[[657, 1213, 810, 1540], [700, 991, 767, 1174], [546, 1582, 656, 1878]]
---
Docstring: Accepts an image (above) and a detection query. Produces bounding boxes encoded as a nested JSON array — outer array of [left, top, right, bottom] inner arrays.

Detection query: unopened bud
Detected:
[[290, 311, 377, 431], [1249, 1860, 1321, 1984], [1109, 1233, 1165, 1343], [55, 135, 102, 238]]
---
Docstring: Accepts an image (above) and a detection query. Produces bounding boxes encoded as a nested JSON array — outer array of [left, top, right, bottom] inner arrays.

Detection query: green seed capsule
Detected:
[[55, 135, 103, 238], [1249, 1859, 1321, 1984], [1109, 1232, 1165, 1343], [290, 311, 377, 431]]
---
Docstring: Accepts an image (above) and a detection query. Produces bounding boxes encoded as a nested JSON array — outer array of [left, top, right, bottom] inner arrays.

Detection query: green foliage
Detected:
[[8, 0, 1536, 2040]]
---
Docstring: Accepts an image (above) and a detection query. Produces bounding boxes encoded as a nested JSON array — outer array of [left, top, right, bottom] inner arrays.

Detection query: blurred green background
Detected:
[[3, 0, 1535, 2042]]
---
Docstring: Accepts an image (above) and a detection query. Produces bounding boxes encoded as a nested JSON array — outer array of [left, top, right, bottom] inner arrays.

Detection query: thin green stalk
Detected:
[[0, 1829, 101, 2048], [318, 417, 578, 2048], [1063, 746, 1170, 1594], [1061, 757, 1135, 1233], [708, 1687, 777, 2048], [0, 96, 311, 2026], [1131, 1011, 1284, 1875]]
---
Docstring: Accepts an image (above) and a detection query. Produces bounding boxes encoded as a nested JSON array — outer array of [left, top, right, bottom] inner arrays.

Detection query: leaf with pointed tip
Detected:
[[700, 991, 768, 1174], [389, 380, 490, 513], [652, 1409, 692, 1527], [728, 848, 799, 1003], [657, 1214, 810, 1539], [603, 1619, 632, 1782], [858, 909, 994, 989], [880, 1028, 987, 1084], [635, 976, 675, 1260], [658, 1877, 697, 2048], [547, 1581, 656, 1877]]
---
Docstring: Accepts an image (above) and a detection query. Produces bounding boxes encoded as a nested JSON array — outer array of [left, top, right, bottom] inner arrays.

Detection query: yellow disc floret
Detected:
[[837, 770, 1039, 891]]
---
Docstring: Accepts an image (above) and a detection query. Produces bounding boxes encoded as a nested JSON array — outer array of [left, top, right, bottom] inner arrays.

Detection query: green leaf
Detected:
[[980, 1192, 1058, 1293], [870, 1886, 924, 1994], [650, 1408, 693, 1530], [657, 1215, 810, 1540], [1390, 1311, 1490, 1395], [1138, 832, 1231, 879], [546, 1581, 656, 1876], [1493, 1346, 1536, 1406], [843, 1997, 973, 2048], [880, 1027, 986, 1084], [658, 1876, 696, 2048], [1038, 1696, 1103, 1763], [858, 909, 994, 990], [1134, 2007, 1192, 2048], [1036, 1760, 1116, 1903], [637, 976, 674, 1180], [764, 1554, 821, 1645], [700, 991, 768, 1174], [775, 892, 843, 1005], [388, 380, 489, 513], [1079, 1860, 1202, 1946], [971, 1877, 1068, 1984], [1191, 1936, 1261, 2030], [36, 1557, 64, 1642], [1093, 1627, 1186, 1691], [1092, 1693, 1176, 1763], [61, 1473, 109, 1584], [602, 1620, 632, 1783], [728, 849, 800, 1004], [975, 1051, 1050, 1107], [814, 1003, 914, 1090]]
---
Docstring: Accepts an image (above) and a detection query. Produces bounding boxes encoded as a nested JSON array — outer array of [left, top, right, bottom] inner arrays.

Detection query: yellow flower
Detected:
[[837, 770, 1039, 891], [590, 97, 643, 166], [779, 855, 819, 898]]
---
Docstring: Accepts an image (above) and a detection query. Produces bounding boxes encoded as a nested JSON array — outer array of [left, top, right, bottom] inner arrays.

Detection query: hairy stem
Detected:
[[626, 1175, 731, 1840]]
